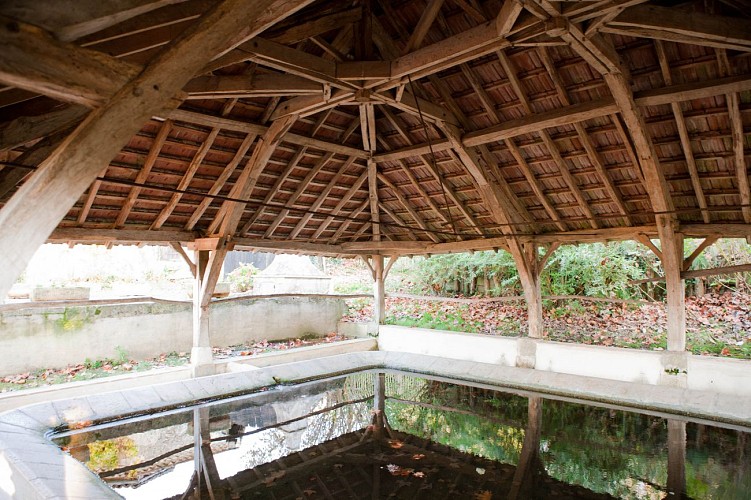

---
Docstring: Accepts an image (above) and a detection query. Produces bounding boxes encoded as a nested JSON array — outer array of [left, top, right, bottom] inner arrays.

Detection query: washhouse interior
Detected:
[[0, 0, 750, 499]]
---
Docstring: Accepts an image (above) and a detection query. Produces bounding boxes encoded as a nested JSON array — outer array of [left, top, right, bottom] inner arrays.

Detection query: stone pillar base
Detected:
[[191, 346, 215, 378], [659, 351, 688, 388], [516, 338, 538, 369]]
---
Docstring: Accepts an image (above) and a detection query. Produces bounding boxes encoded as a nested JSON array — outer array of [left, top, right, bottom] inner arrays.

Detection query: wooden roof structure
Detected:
[[1, 0, 750, 254], [0, 0, 749, 336]]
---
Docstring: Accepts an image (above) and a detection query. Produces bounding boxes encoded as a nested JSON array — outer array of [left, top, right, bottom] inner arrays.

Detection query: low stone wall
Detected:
[[378, 325, 751, 397], [0, 296, 346, 375]]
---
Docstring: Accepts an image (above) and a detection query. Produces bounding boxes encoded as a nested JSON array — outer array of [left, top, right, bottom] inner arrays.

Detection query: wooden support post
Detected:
[[191, 238, 229, 378], [659, 218, 686, 352], [518, 243, 544, 339], [192, 249, 213, 377], [372, 254, 385, 325], [667, 419, 687, 499]]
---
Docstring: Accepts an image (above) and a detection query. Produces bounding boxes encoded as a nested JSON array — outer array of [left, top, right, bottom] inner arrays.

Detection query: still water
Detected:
[[52, 371, 750, 499]]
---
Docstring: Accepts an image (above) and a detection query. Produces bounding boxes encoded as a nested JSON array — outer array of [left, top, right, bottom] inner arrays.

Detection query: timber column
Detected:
[[372, 255, 385, 325], [190, 237, 230, 377], [192, 249, 214, 377]]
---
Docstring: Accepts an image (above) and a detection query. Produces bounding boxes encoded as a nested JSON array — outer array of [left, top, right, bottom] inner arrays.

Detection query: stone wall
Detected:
[[0, 296, 346, 375]]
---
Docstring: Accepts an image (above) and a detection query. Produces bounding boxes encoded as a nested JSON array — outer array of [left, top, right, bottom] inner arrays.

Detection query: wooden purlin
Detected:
[[377, 172, 441, 243], [287, 156, 358, 239], [537, 47, 633, 226], [115, 120, 173, 228], [209, 114, 298, 237], [261, 115, 359, 239], [654, 40, 709, 224], [239, 108, 335, 236]]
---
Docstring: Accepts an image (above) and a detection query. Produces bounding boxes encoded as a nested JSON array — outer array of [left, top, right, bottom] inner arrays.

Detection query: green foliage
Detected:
[[544, 242, 652, 300], [398, 239, 751, 300], [227, 263, 258, 293], [86, 437, 138, 473]]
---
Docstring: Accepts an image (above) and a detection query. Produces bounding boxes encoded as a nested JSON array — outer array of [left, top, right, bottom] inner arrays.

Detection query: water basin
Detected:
[[50, 370, 750, 499]]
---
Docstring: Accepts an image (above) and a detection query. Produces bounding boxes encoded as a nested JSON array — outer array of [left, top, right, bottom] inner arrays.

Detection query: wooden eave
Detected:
[[0, 0, 750, 257]]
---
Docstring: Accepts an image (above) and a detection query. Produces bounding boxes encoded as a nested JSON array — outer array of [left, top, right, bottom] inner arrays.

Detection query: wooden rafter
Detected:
[[151, 127, 220, 230], [115, 120, 173, 227], [377, 172, 440, 243], [288, 156, 357, 239], [494, 50, 597, 229], [538, 47, 632, 225], [262, 116, 358, 238], [184, 132, 256, 231], [238, 109, 335, 236], [312, 170, 368, 240], [654, 40, 709, 224], [209, 114, 298, 236]]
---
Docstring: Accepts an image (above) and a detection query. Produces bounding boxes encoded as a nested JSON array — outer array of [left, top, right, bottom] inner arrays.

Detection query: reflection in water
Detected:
[[53, 372, 750, 499]]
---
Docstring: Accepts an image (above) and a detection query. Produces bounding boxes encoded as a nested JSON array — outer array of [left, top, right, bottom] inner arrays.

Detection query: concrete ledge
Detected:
[[0, 339, 376, 414], [378, 325, 751, 396], [0, 350, 749, 499]]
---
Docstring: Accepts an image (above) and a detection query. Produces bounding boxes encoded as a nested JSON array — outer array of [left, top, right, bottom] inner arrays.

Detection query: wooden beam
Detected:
[[183, 73, 322, 99], [269, 89, 355, 120], [0, 0, 187, 42], [604, 4, 751, 51], [368, 159, 381, 241], [265, 5, 362, 45], [222, 37, 356, 90], [379, 14, 544, 91], [115, 120, 173, 227], [496, 0, 523, 35], [168, 107, 366, 158], [169, 241, 196, 277], [151, 127, 220, 229], [683, 235, 719, 271], [47, 227, 196, 244], [402, 0, 445, 54], [463, 97, 618, 147], [209, 114, 297, 236], [0, 105, 88, 152], [0, 15, 140, 107], [185, 132, 256, 231], [0, 131, 66, 200], [728, 93, 751, 223]]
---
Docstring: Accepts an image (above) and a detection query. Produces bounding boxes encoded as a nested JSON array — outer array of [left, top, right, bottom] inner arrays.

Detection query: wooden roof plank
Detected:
[[654, 40, 709, 224], [115, 120, 173, 228]]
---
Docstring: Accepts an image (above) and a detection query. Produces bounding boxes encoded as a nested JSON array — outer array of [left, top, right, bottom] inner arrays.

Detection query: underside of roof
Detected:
[[0, 0, 750, 257]]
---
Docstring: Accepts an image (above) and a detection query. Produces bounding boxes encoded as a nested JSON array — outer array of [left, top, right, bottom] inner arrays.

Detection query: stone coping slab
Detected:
[[1, 351, 749, 499]]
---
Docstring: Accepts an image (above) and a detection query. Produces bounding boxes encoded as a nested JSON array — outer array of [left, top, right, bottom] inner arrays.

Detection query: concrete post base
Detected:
[[191, 346, 215, 378], [660, 351, 688, 388], [516, 338, 538, 369]]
